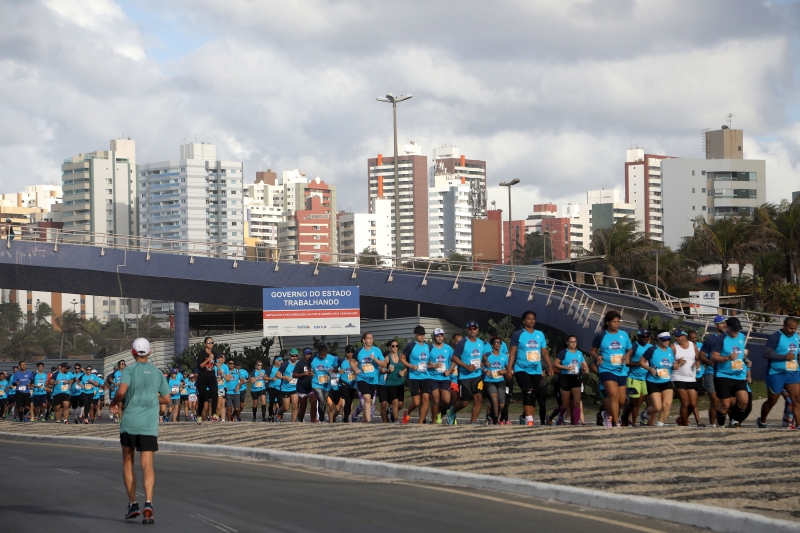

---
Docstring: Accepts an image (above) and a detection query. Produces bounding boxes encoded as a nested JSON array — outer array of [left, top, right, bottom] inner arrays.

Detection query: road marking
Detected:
[[112, 486, 144, 498], [56, 468, 79, 474], [8, 456, 27, 461], [394, 482, 669, 533], [190, 514, 237, 532]]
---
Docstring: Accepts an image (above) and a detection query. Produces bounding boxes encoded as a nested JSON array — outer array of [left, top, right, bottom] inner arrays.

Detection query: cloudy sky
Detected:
[[2, 0, 799, 218]]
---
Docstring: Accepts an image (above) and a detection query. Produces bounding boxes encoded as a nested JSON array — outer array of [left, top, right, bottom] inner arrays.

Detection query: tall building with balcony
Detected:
[[61, 138, 137, 238], [367, 142, 428, 257], [137, 142, 244, 249], [337, 198, 392, 261], [624, 148, 674, 241], [662, 126, 766, 249], [428, 173, 474, 258], [525, 203, 557, 235], [429, 145, 487, 218]]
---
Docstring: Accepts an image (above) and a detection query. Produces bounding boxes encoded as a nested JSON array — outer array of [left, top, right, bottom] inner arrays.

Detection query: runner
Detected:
[[621, 329, 650, 427], [483, 326, 512, 425], [710, 317, 749, 428], [310, 345, 336, 423], [46, 365, 59, 420], [448, 321, 488, 425], [196, 337, 219, 423], [671, 329, 701, 427], [554, 335, 589, 426], [94, 372, 105, 421], [384, 341, 405, 423], [49, 363, 74, 423], [353, 332, 387, 423], [214, 355, 230, 421], [159, 370, 169, 422], [250, 360, 268, 422], [277, 349, 300, 422], [428, 328, 453, 424], [450, 333, 462, 414], [110, 338, 171, 524], [698, 316, 726, 427], [108, 361, 127, 423], [293, 348, 314, 422], [167, 370, 182, 422], [32, 362, 48, 422], [401, 326, 432, 424], [266, 356, 283, 421], [337, 346, 358, 423], [758, 316, 800, 428], [236, 362, 249, 419], [224, 359, 243, 422], [0, 372, 8, 420], [185, 374, 198, 421], [483, 336, 509, 425], [640, 331, 677, 427], [590, 310, 633, 427], [10, 361, 34, 422], [507, 312, 552, 427], [328, 355, 343, 422], [79, 365, 99, 424], [688, 330, 706, 425]]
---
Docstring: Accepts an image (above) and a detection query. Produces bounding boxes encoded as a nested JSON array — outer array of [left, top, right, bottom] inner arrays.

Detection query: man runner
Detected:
[[110, 338, 171, 524], [710, 317, 749, 428], [310, 345, 336, 423], [622, 329, 651, 427], [11, 361, 35, 422], [448, 321, 487, 425], [758, 316, 800, 428], [698, 316, 726, 427], [49, 363, 75, 423], [32, 362, 48, 421], [428, 327, 454, 424], [401, 325, 432, 424]]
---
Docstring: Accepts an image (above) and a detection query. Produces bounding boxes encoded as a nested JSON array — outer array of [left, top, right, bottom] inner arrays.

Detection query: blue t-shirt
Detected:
[[238, 370, 249, 393], [110, 370, 123, 399], [311, 355, 336, 391], [185, 380, 197, 395], [70, 372, 85, 396], [168, 378, 182, 400], [403, 341, 431, 380], [484, 352, 509, 383], [454, 337, 486, 380], [0, 379, 8, 399], [711, 332, 747, 380], [556, 348, 585, 376], [94, 379, 104, 399], [278, 361, 298, 392], [592, 330, 632, 377], [765, 330, 800, 375], [12, 370, 35, 395], [628, 342, 651, 381], [214, 364, 230, 388], [356, 347, 384, 384], [32, 372, 48, 396], [79, 373, 99, 395], [643, 345, 674, 383], [251, 369, 267, 392], [338, 358, 357, 387], [53, 372, 74, 395], [510, 329, 547, 374], [267, 366, 281, 390], [224, 369, 241, 395], [429, 344, 454, 381], [695, 342, 705, 378]]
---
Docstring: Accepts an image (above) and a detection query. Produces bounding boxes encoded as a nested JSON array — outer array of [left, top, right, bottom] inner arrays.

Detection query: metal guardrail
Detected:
[[9, 228, 786, 339]]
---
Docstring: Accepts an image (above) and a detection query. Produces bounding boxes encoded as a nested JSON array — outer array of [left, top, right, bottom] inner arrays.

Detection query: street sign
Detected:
[[263, 286, 360, 336], [689, 291, 719, 315]]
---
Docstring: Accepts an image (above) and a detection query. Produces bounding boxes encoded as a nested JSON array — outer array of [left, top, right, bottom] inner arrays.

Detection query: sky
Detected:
[[1, 0, 799, 219]]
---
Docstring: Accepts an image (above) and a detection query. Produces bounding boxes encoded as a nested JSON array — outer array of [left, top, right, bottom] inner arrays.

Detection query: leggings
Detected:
[[0, 399, 6, 417], [196, 371, 218, 418], [339, 385, 356, 422], [313, 388, 329, 421], [81, 394, 93, 416], [268, 390, 280, 417], [537, 380, 547, 425], [500, 378, 513, 422]]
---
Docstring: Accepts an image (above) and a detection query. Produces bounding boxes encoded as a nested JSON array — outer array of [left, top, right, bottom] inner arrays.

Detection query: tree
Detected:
[[54, 310, 83, 358], [590, 217, 658, 280], [33, 302, 53, 326], [235, 337, 275, 371], [513, 232, 546, 264], [0, 302, 22, 332], [757, 200, 800, 284], [357, 247, 385, 266]]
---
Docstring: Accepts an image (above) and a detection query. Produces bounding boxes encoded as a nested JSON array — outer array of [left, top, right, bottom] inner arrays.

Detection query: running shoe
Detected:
[[595, 412, 603, 426], [401, 410, 410, 424], [83, 418, 89, 425], [73, 418, 79, 424], [603, 413, 612, 428], [446, 408, 457, 425], [655, 421, 665, 427], [727, 420, 740, 429], [142, 501, 154, 524], [756, 417, 767, 429], [545, 414, 554, 426], [639, 411, 648, 425], [125, 502, 141, 520], [526, 420, 534, 427], [211, 415, 220, 422], [97, 414, 102, 420], [436, 413, 442, 424], [556, 414, 565, 426], [519, 414, 525, 425]]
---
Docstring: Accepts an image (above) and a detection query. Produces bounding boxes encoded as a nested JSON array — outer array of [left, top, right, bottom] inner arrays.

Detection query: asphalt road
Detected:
[[0, 440, 704, 533]]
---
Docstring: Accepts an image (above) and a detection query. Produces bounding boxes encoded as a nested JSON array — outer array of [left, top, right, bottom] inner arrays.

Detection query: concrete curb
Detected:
[[2, 432, 797, 533]]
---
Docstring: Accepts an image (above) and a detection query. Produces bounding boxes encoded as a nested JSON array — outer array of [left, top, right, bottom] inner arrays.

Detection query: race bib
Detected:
[[317, 375, 329, 384], [60, 384, 69, 392], [786, 360, 798, 372], [610, 354, 623, 366], [171, 386, 179, 394], [569, 362, 580, 375], [437, 363, 446, 373], [75, 383, 82, 390], [361, 363, 374, 373], [417, 363, 427, 372], [526, 350, 540, 363], [188, 394, 197, 402], [289, 378, 298, 385], [180, 387, 188, 395], [331, 377, 339, 386], [731, 359, 744, 371], [657, 369, 670, 379], [84, 383, 93, 391], [470, 358, 481, 368], [255, 380, 264, 388], [17, 385, 27, 393], [490, 370, 502, 379], [217, 389, 225, 397]]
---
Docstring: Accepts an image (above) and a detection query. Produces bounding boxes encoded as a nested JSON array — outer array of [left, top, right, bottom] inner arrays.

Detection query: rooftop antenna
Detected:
[[726, 113, 733, 128]]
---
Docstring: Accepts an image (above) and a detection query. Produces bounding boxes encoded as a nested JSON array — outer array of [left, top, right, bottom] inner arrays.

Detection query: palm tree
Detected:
[[54, 310, 83, 358], [757, 200, 800, 284], [691, 216, 768, 295], [34, 301, 53, 326], [513, 232, 546, 264], [590, 216, 658, 280]]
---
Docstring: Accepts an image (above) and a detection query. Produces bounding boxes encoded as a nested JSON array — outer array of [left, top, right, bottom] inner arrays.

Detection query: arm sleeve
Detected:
[[453, 338, 467, 358], [642, 346, 656, 362], [591, 333, 604, 349], [509, 330, 522, 348], [555, 349, 567, 362], [402, 343, 413, 357], [278, 362, 289, 374], [762, 332, 784, 360], [710, 335, 724, 354]]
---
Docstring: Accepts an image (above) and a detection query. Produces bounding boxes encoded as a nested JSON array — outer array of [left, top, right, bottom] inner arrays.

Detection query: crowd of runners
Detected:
[[1, 310, 798, 429]]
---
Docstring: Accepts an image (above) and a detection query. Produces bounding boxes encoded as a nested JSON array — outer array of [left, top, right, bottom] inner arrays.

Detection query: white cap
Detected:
[[434, 328, 444, 336], [657, 332, 671, 340], [131, 338, 151, 356], [91, 369, 97, 374]]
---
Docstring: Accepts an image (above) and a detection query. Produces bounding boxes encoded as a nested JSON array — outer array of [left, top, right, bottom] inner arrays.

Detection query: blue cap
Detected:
[[674, 329, 688, 337], [303, 348, 313, 355], [636, 328, 650, 336], [466, 321, 479, 329], [713, 316, 726, 324]]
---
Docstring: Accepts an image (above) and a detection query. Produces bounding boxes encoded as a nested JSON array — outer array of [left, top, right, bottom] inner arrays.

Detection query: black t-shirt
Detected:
[[197, 351, 218, 373], [293, 358, 312, 391]]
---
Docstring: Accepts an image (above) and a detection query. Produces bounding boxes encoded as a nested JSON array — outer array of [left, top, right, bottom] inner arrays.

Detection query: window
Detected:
[[692, 188, 695, 193], [692, 170, 695, 176], [692, 206, 695, 211], [702, 206, 706, 211], [738, 146, 742, 151]]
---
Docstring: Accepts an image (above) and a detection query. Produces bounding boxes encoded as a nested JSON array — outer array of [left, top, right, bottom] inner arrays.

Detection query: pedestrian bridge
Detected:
[[0, 230, 778, 377]]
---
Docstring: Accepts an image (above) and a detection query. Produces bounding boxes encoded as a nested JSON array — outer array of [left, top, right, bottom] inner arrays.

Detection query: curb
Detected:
[[1, 432, 797, 533]]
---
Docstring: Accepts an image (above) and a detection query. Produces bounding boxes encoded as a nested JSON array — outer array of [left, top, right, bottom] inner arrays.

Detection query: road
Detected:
[[0, 439, 705, 533]]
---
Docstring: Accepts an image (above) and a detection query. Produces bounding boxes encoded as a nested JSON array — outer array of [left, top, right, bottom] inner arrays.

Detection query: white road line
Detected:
[[111, 486, 144, 497], [190, 514, 237, 532], [56, 468, 79, 474], [8, 456, 27, 461]]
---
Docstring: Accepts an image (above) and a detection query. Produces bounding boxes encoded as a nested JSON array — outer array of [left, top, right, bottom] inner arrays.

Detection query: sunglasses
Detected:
[[206, 342, 214, 345], [290, 355, 298, 358], [468, 326, 478, 330], [390, 344, 399, 348]]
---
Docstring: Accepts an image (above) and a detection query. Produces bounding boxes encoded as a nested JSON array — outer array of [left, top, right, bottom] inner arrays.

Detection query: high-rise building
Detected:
[[279, 193, 334, 262], [246, 204, 282, 248], [137, 142, 244, 249], [367, 142, 428, 257], [542, 217, 571, 262], [662, 127, 766, 249], [0, 184, 62, 211], [337, 198, 392, 261], [624, 148, 674, 241], [429, 145, 487, 218], [472, 209, 503, 265], [525, 203, 557, 234], [61, 139, 137, 238], [563, 203, 590, 257], [428, 177, 473, 258]]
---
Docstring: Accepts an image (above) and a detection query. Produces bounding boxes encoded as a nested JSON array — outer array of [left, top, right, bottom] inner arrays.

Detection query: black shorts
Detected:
[[33, 395, 47, 407], [714, 378, 748, 400], [251, 390, 267, 400], [240, 391, 247, 401], [329, 389, 342, 404], [459, 377, 484, 401], [646, 381, 674, 395], [408, 379, 431, 397], [69, 396, 80, 409], [427, 379, 450, 391], [375, 385, 388, 403], [386, 384, 405, 402], [356, 381, 377, 398], [559, 374, 582, 391], [514, 371, 542, 392], [281, 391, 297, 400], [180, 395, 189, 402], [673, 380, 700, 391], [15, 394, 32, 408], [120, 433, 158, 452], [53, 393, 70, 404]]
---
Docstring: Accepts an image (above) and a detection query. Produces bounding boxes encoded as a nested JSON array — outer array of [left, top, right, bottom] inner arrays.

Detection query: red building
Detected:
[[542, 217, 571, 261], [503, 219, 526, 264]]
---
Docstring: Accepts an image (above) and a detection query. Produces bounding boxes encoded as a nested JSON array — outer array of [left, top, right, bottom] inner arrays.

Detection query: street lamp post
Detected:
[[499, 179, 520, 266], [543, 229, 558, 263], [70, 299, 78, 313], [376, 93, 412, 261]]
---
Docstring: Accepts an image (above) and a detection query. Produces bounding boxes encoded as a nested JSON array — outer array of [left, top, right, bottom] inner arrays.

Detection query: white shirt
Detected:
[[672, 342, 698, 382]]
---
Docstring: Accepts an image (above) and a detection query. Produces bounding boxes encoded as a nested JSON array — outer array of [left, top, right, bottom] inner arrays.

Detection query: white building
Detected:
[[563, 203, 590, 256], [137, 142, 244, 250], [563, 190, 635, 257], [338, 198, 392, 261], [0, 184, 62, 211], [61, 138, 137, 238], [246, 204, 282, 248], [624, 148, 673, 242], [428, 177, 473, 258], [429, 145, 487, 218]]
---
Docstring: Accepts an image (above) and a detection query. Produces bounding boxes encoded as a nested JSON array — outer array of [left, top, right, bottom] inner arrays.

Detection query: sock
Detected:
[[716, 411, 726, 426], [253, 407, 257, 418], [525, 415, 534, 423], [572, 406, 581, 425], [261, 405, 266, 418], [558, 405, 566, 417]]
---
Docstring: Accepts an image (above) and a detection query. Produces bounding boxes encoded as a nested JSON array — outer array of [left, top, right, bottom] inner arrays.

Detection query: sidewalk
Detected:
[[1, 422, 797, 522]]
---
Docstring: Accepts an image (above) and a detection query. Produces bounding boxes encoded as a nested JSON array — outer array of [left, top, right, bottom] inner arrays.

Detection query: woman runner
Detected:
[[554, 335, 589, 425]]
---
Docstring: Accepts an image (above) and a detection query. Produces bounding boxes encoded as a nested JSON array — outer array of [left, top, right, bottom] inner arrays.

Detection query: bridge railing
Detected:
[[11, 227, 785, 337]]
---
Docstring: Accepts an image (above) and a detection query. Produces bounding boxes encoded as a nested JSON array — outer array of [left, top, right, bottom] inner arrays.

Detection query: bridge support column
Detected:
[[174, 302, 189, 357]]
